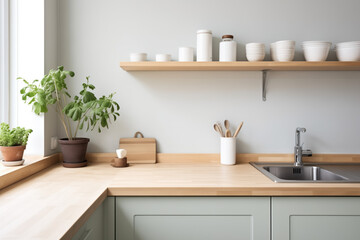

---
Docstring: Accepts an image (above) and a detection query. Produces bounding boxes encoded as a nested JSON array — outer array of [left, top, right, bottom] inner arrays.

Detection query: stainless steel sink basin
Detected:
[[251, 162, 360, 183], [263, 166, 347, 181]]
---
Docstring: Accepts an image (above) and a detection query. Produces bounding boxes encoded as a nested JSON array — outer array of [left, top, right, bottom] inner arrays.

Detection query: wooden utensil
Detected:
[[233, 122, 244, 138], [213, 124, 223, 137], [225, 129, 232, 138], [119, 132, 156, 164], [224, 120, 230, 130], [216, 122, 225, 137], [224, 120, 231, 137]]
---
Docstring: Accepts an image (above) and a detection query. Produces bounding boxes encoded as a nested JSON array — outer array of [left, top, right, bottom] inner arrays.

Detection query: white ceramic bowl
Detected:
[[302, 41, 331, 61], [130, 53, 147, 62], [270, 43, 278, 61], [271, 42, 295, 61], [246, 43, 265, 49], [336, 46, 360, 61], [275, 40, 295, 49], [336, 41, 360, 48], [156, 54, 171, 62], [276, 48, 295, 61], [246, 54, 265, 62], [246, 52, 265, 62], [246, 43, 265, 61], [302, 41, 331, 46]]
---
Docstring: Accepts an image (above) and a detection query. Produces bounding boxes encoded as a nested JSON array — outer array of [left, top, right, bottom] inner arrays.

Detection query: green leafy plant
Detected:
[[0, 123, 33, 147], [18, 66, 120, 140]]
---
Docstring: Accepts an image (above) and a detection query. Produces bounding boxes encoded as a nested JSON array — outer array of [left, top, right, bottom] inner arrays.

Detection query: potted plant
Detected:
[[0, 123, 33, 163], [18, 66, 120, 167]]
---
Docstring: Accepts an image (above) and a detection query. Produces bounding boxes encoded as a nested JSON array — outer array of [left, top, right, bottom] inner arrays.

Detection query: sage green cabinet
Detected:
[[272, 197, 360, 240], [115, 197, 270, 240], [73, 196, 360, 240], [72, 197, 115, 240]]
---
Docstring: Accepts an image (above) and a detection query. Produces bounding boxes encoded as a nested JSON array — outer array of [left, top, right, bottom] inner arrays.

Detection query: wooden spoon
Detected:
[[213, 124, 224, 137], [216, 122, 225, 137], [233, 122, 244, 138], [224, 120, 231, 137], [226, 129, 232, 138]]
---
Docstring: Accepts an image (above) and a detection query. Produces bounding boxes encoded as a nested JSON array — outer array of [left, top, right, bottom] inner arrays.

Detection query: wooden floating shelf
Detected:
[[120, 61, 360, 71]]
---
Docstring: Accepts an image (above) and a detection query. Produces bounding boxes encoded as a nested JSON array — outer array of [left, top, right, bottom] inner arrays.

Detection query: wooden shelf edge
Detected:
[[120, 61, 360, 71]]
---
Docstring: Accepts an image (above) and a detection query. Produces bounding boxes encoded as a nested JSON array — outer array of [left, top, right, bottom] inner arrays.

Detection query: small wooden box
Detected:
[[119, 132, 156, 164]]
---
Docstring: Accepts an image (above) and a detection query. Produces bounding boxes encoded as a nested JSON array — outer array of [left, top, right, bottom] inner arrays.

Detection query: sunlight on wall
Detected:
[[16, 0, 44, 155]]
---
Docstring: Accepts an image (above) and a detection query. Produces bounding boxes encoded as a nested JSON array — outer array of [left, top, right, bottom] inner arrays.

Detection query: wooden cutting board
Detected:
[[119, 132, 156, 164]]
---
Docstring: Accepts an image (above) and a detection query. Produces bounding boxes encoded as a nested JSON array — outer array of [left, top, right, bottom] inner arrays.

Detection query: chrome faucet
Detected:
[[294, 127, 312, 166]]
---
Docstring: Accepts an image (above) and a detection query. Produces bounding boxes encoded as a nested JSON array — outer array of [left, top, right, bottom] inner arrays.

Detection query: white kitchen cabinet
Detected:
[[115, 197, 270, 240], [272, 197, 360, 240]]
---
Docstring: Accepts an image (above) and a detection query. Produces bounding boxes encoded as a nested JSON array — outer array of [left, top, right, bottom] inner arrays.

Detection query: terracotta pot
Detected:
[[58, 138, 89, 167], [0, 145, 26, 161]]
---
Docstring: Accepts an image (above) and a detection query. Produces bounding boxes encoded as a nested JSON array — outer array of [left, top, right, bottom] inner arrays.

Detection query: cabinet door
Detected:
[[116, 197, 270, 240], [272, 197, 360, 240]]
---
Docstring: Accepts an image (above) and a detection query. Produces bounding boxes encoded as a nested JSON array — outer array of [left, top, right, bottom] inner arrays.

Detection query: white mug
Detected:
[[116, 149, 127, 158], [220, 137, 236, 165]]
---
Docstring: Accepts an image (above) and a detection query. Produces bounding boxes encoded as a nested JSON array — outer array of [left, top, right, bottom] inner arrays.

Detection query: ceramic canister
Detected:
[[197, 30, 212, 61]]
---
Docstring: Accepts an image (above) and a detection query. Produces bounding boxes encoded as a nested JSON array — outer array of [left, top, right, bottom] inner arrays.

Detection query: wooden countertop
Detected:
[[1, 161, 360, 239]]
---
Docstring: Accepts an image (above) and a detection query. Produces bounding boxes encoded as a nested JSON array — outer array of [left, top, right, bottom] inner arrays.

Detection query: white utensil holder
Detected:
[[220, 137, 236, 165]]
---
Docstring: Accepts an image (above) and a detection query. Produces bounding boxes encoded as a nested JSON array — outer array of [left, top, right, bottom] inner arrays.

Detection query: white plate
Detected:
[[1, 159, 25, 167]]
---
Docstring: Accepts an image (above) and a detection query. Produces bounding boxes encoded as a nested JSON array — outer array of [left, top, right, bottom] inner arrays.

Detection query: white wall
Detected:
[[44, 0, 58, 155], [58, 0, 360, 154]]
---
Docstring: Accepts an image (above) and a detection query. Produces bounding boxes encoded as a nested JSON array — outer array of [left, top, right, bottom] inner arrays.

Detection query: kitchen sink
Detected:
[[263, 166, 347, 181], [251, 163, 360, 183]]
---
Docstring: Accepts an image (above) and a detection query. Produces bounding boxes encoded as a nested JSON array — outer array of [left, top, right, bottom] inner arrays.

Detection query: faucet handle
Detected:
[[296, 127, 306, 133], [302, 149, 312, 157]]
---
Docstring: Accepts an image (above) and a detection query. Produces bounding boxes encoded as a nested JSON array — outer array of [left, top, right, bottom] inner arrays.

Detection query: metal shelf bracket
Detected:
[[262, 70, 269, 101]]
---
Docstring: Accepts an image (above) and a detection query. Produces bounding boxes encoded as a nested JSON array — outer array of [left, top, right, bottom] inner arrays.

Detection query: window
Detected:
[[0, 0, 10, 123]]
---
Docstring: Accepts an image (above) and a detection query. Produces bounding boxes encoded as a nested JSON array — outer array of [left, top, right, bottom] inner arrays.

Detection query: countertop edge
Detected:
[[61, 188, 108, 240], [107, 186, 360, 196]]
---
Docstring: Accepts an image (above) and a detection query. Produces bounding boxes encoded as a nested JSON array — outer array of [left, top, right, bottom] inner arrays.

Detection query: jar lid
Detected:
[[222, 35, 233, 39], [197, 29, 212, 34]]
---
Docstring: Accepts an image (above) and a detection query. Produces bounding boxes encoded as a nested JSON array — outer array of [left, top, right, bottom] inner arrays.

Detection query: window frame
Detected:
[[0, 0, 10, 123]]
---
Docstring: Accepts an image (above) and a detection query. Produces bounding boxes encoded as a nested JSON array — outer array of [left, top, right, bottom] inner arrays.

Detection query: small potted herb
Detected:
[[19, 66, 120, 167], [0, 123, 33, 162]]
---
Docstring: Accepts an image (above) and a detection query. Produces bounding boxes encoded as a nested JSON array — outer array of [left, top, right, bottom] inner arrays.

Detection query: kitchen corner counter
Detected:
[[1, 161, 360, 239]]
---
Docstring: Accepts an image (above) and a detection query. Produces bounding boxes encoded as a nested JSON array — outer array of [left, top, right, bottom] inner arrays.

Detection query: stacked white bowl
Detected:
[[302, 41, 332, 61], [271, 40, 295, 61], [336, 41, 360, 61], [246, 43, 265, 62]]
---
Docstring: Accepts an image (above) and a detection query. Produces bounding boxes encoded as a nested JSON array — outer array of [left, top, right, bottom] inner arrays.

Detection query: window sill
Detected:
[[0, 154, 59, 190]]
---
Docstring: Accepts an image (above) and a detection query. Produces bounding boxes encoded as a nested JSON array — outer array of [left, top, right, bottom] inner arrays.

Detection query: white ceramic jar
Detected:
[[130, 53, 147, 62], [197, 30, 212, 61], [178, 47, 194, 61], [156, 54, 171, 62], [220, 137, 236, 165], [219, 35, 237, 62]]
